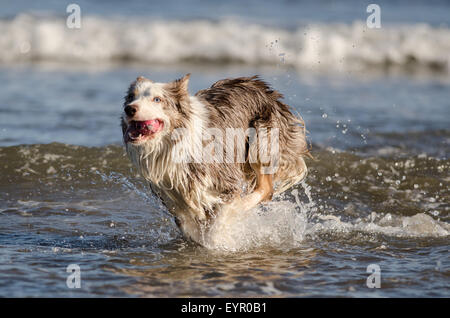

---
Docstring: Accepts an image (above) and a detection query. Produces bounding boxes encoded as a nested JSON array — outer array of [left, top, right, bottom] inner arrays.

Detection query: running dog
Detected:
[[121, 74, 309, 244]]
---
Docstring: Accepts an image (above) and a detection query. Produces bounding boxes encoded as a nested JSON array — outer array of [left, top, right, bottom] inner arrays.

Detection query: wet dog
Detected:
[[121, 74, 309, 244]]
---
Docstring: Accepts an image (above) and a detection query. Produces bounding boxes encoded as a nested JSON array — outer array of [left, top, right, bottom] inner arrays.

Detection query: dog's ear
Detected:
[[165, 74, 191, 116], [166, 74, 191, 104], [173, 73, 190, 94]]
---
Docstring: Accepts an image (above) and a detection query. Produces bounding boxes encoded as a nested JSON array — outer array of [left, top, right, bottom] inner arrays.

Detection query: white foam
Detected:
[[308, 212, 450, 239], [205, 199, 308, 252], [2, 14, 450, 71], [201, 181, 449, 251]]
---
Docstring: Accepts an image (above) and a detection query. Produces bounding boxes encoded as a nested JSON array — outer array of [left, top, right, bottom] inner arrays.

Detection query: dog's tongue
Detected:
[[135, 119, 161, 133], [126, 119, 162, 142]]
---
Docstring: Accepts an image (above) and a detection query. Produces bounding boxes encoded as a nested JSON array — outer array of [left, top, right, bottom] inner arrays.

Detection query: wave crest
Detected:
[[2, 14, 450, 71]]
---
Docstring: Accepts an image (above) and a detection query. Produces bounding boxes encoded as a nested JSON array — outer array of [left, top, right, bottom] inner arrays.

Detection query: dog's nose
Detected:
[[125, 105, 138, 117]]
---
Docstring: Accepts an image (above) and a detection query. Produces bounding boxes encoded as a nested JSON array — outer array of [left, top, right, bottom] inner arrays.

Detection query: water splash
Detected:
[[201, 177, 449, 251], [203, 181, 315, 252]]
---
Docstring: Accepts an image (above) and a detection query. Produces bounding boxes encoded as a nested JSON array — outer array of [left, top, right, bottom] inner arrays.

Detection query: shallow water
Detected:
[[1, 0, 449, 297], [0, 141, 448, 297]]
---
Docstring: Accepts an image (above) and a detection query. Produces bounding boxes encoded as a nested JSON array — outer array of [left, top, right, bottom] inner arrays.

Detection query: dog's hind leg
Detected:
[[252, 163, 274, 202], [206, 164, 275, 246], [227, 163, 274, 212]]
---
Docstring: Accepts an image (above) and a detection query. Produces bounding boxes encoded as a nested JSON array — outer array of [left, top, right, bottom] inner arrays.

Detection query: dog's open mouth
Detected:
[[125, 119, 164, 143]]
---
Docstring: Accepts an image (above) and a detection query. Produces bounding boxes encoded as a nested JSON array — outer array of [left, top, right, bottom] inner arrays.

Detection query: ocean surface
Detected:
[[0, 0, 449, 297]]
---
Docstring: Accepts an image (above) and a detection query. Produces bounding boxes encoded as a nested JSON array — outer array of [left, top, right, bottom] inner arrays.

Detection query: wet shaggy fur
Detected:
[[121, 75, 309, 243]]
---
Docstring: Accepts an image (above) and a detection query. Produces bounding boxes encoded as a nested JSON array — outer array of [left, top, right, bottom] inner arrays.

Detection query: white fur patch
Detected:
[[126, 81, 169, 123], [125, 93, 221, 229]]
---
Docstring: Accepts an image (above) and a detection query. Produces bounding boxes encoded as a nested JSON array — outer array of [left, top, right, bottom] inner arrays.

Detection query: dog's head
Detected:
[[121, 74, 191, 146]]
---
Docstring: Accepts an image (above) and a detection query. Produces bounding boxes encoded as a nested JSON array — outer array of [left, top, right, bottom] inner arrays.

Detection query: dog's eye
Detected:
[[153, 97, 161, 103]]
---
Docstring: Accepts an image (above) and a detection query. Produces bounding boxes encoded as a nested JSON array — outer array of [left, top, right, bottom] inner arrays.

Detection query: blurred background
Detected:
[[0, 0, 449, 151], [0, 0, 449, 297]]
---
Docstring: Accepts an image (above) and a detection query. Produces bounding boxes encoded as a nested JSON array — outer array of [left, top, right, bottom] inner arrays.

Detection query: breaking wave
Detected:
[[2, 14, 450, 72]]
